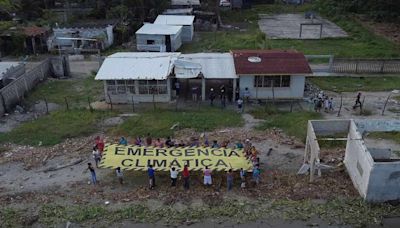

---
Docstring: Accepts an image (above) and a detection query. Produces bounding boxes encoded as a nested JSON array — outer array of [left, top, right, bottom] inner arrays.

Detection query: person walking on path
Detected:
[[353, 92, 362, 109], [237, 97, 243, 113], [170, 167, 178, 187], [183, 165, 190, 190], [87, 163, 97, 185], [203, 166, 212, 186], [116, 167, 123, 185], [227, 169, 234, 191], [148, 165, 155, 189]]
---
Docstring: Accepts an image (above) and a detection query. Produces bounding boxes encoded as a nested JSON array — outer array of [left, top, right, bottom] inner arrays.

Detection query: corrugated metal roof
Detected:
[[171, 0, 200, 6], [135, 24, 183, 35], [154, 15, 195, 26], [177, 53, 237, 79], [0, 62, 21, 80], [95, 52, 180, 80], [232, 50, 312, 75]]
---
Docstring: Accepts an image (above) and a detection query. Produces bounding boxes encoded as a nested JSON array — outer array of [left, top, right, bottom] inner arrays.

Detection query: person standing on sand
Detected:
[[170, 167, 178, 187], [92, 146, 101, 168], [203, 166, 212, 186], [227, 169, 234, 191], [148, 165, 155, 189], [183, 165, 190, 190], [86, 163, 97, 185], [116, 167, 123, 185]]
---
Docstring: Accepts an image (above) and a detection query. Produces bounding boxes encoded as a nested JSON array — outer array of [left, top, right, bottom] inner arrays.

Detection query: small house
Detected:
[[95, 52, 179, 103], [47, 25, 114, 53], [232, 50, 312, 100], [136, 24, 183, 52], [171, 0, 201, 9], [154, 15, 195, 42]]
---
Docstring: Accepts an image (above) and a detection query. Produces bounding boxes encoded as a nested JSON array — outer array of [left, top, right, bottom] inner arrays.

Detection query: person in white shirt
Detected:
[[170, 167, 179, 187], [203, 166, 212, 186]]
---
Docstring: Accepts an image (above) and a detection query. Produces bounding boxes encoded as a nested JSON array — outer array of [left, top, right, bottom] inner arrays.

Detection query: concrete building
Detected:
[[136, 24, 183, 52], [171, 0, 201, 9], [174, 53, 237, 101], [95, 52, 179, 103], [0, 62, 25, 89], [304, 119, 400, 203], [232, 50, 312, 100], [154, 15, 195, 42], [47, 25, 114, 53]]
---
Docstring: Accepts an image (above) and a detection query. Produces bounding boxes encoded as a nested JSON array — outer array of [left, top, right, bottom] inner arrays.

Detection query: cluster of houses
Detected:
[[95, 50, 312, 103]]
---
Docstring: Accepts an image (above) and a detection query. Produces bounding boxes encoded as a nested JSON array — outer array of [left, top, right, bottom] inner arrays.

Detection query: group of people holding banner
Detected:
[[88, 135, 262, 191]]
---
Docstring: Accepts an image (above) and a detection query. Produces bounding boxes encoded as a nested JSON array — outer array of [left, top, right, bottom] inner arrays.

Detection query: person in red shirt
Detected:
[[182, 165, 190, 190], [95, 136, 105, 154]]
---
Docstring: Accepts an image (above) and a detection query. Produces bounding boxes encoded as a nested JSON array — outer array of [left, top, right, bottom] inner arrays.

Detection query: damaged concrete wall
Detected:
[[310, 119, 349, 136], [344, 120, 374, 199], [355, 119, 400, 134], [367, 161, 400, 202]]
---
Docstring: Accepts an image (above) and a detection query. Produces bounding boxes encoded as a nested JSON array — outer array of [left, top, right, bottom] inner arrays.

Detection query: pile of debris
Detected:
[[0, 136, 95, 170]]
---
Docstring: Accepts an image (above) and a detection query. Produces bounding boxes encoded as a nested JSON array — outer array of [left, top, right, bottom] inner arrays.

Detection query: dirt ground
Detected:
[[1, 92, 400, 227]]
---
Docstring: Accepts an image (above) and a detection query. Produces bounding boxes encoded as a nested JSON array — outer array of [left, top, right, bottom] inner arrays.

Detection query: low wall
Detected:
[[0, 59, 51, 115]]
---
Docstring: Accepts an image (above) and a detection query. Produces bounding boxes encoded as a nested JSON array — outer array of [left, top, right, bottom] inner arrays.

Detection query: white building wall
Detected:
[[344, 121, 374, 199], [136, 34, 166, 52], [239, 75, 305, 99]]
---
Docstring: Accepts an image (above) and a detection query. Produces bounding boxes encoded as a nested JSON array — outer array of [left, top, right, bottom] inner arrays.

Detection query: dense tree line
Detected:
[[314, 0, 400, 22]]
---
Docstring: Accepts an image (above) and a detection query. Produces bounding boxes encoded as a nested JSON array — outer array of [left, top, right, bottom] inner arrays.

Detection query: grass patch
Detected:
[[8, 198, 399, 226], [25, 75, 103, 108], [368, 132, 400, 144], [183, 4, 400, 58], [0, 110, 114, 146], [110, 107, 243, 138], [309, 77, 400, 92], [250, 107, 322, 141]]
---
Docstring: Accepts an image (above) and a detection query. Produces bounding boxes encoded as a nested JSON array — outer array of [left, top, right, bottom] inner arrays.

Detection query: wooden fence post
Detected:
[[44, 97, 49, 114], [107, 93, 113, 111], [337, 95, 343, 117], [360, 96, 365, 115], [88, 97, 93, 112], [64, 97, 69, 110]]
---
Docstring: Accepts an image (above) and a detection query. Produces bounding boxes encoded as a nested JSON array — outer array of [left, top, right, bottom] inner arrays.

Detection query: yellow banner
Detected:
[[99, 144, 252, 171]]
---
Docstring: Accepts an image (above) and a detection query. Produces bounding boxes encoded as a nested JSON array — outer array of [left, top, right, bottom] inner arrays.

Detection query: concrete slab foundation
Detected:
[[258, 14, 348, 39]]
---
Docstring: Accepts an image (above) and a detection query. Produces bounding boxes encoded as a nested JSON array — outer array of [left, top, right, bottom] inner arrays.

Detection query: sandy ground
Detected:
[[1, 92, 400, 227]]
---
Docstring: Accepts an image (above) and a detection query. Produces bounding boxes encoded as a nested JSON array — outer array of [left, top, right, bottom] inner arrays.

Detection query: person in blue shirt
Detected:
[[211, 140, 220, 148], [119, 137, 128, 146], [147, 165, 155, 189], [252, 165, 261, 186]]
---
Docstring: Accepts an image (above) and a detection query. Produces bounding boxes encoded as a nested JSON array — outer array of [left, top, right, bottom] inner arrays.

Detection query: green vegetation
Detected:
[[0, 110, 114, 146], [368, 132, 400, 144], [183, 4, 400, 58], [2, 198, 400, 227], [25, 75, 103, 108], [250, 107, 322, 141], [309, 77, 400, 92], [110, 107, 244, 138]]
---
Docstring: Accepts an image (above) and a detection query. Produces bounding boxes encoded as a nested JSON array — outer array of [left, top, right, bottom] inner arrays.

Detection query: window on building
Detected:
[[254, 76, 291, 88], [126, 80, 136, 94], [147, 40, 155, 45], [116, 80, 126, 94], [106, 80, 117, 94], [138, 80, 167, 95]]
